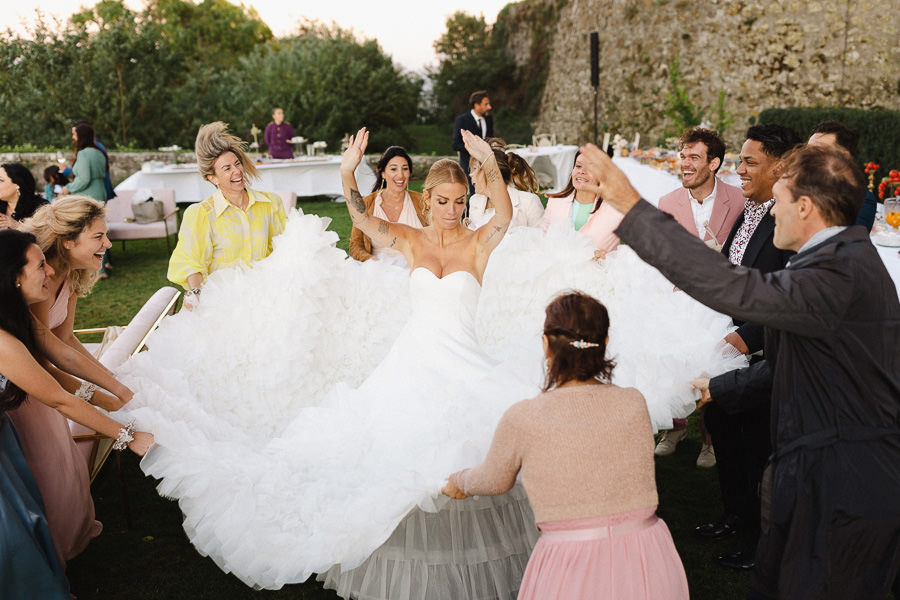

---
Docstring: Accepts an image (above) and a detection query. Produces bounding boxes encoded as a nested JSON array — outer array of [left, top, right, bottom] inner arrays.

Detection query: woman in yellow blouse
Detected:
[[168, 122, 287, 307]]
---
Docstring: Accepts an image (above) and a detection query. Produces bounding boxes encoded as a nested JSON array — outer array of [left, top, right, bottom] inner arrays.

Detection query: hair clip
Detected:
[[570, 339, 600, 349]]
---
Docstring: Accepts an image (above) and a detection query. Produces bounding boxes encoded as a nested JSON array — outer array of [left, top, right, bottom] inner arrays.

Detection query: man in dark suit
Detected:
[[580, 142, 900, 600], [452, 90, 493, 194], [694, 124, 800, 571]]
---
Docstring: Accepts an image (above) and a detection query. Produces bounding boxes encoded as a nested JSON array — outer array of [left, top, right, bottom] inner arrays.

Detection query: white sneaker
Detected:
[[654, 428, 688, 456], [696, 443, 716, 468]]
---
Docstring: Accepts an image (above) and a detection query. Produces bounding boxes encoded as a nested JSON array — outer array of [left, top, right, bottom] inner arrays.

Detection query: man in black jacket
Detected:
[[694, 125, 799, 571], [581, 143, 900, 600], [452, 90, 493, 194]]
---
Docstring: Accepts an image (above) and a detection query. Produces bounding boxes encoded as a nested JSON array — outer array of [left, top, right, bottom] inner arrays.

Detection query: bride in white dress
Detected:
[[116, 130, 747, 595]]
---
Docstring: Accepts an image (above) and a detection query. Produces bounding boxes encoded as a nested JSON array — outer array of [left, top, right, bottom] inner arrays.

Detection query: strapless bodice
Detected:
[[409, 267, 480, 326]]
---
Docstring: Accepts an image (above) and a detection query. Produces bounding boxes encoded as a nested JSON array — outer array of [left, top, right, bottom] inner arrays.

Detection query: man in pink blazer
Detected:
[[658, 128, 743, 250], [655, 128, 743, 468]]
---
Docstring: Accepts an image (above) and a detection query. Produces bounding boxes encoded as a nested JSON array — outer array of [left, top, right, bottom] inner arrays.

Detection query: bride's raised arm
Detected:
[[465, 130, 511, 252], [340, 127, 415, 260]]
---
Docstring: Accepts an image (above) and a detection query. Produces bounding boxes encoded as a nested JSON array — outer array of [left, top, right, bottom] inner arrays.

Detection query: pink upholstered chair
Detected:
[[106, 189, 179, 253], [273, 190, 297, 213]]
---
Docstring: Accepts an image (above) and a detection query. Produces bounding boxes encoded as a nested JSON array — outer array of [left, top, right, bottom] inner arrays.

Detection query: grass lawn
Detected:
[[68, 193, 755, 599]]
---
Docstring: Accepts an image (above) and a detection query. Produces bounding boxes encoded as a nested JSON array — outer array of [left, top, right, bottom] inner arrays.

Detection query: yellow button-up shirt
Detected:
[[167, 188, 287, 289]]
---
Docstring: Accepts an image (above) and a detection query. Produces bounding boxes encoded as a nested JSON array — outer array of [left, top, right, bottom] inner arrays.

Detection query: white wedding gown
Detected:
[[117, 210, 745, 593]]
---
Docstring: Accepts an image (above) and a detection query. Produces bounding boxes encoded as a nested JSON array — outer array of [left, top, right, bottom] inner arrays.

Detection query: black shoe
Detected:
[[693, 514, 742, 539], [716, 549, 756, 570]]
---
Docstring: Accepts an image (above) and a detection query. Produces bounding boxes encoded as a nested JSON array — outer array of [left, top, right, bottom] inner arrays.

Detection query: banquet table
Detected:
[[115, 157, 376, 203], [875, 244, 900, 300]]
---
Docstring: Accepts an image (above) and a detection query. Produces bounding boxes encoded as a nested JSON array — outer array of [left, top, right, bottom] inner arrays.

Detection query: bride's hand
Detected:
[[341, 127, 368, 175], [461, 130, 492, 164]]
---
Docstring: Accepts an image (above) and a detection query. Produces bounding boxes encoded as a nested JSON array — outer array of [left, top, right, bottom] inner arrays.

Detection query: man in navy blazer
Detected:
[[452, 90, 493, 194]]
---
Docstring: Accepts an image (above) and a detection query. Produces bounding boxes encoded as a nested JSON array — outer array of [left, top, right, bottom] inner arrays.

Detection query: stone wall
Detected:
[[532, 0, 900, 148], [2, 152, 456, 192], [1, 152, 196, 188]]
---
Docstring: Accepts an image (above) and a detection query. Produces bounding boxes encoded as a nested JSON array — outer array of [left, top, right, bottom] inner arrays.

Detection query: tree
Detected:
[[215, 22, 422, 152], [427, 12, 516, 123]]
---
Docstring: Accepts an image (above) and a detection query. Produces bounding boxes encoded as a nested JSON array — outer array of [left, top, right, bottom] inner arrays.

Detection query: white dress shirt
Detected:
[[688, 180, 717, 239], [470, 110, 486, 138]]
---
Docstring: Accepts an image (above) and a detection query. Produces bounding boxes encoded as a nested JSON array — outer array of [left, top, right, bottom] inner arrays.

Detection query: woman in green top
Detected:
[[61, 124, 108, 203], [61, 123, 111, 275]]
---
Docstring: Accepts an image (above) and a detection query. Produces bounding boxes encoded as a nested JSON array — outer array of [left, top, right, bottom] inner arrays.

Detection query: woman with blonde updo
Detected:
[[168, 121, 287, 308], [341, 126, 512, 283], [467, 149, 544, 230]]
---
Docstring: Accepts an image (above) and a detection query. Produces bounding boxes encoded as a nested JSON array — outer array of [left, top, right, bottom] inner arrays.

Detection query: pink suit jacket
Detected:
[[657, 179, 744, 246], [539, 193, 624, 253]]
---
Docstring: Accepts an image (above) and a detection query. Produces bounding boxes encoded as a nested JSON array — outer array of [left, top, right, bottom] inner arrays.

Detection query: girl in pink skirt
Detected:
[[444, 291, 689, 599]]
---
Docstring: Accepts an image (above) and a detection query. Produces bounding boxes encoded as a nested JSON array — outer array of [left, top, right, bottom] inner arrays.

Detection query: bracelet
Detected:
[[112, 420, 136, 451], [75, 381, 97, 403], [184, 287, 202, 296]]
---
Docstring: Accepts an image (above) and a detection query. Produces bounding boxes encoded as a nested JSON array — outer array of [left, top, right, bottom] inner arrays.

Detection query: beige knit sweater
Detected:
[[455, 384, 659, 524]]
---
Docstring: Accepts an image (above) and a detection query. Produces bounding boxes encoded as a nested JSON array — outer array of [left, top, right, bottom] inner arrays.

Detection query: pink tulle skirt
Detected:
[[518, 506, 689, 600]]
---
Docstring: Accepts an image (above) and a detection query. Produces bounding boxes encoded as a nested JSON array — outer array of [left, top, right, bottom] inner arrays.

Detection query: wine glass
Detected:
[[885, 198, 900, 230]]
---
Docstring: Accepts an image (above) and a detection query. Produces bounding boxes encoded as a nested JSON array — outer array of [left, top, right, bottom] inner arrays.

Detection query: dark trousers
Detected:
[[705, 399, 771, 539]]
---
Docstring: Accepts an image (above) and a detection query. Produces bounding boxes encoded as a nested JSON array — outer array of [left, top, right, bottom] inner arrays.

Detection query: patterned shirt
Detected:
[[728, 198, 775, 266], [167, 188, 287, 289]]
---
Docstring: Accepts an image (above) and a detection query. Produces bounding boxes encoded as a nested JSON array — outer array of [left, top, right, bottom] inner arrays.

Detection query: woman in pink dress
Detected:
[[13, 196, 135, 566], [539, 150, 624, 253], [444, 291, 689, 600]]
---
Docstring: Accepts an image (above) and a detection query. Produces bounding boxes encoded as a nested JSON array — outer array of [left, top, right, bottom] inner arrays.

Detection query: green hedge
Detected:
[[758, 107, 900, 172]]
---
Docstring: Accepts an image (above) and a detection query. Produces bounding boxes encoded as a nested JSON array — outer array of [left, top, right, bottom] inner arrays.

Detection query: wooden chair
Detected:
[[532, 133, 557, 147], [71, 286, 181, 524], [106, 189, 179, 253]]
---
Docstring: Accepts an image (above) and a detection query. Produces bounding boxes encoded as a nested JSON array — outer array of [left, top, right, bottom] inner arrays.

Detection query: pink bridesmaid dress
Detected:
[[9, 282, 102, 567]]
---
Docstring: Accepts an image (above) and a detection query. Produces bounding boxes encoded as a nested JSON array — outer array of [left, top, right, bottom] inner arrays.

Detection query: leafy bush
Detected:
[[759, 107, 900, 170]]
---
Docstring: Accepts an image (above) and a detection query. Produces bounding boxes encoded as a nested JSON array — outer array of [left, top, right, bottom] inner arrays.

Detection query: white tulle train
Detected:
[[116, 210, 745, 592]]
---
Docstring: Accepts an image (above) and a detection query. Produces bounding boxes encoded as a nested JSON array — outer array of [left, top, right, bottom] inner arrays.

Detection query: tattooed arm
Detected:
[[462, 130, 511, 253], [340, 127, 414, 256]]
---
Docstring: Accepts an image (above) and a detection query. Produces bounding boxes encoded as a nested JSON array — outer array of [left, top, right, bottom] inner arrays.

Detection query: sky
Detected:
[[2, 0, 514, 73]]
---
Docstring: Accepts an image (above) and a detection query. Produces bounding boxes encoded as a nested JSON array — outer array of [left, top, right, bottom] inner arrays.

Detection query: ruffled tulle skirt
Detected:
[[118, 211, 744, 591], [519, 507, 689, 600], [319, 484, 538, 600]]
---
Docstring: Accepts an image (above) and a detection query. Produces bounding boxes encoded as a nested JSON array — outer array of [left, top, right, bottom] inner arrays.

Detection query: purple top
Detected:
[[264, 122, 296, 159]]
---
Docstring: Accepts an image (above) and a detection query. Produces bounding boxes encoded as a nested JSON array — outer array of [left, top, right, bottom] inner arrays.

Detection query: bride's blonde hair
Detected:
[[20, 195, 106, 296], [422, 159, 467, 225]]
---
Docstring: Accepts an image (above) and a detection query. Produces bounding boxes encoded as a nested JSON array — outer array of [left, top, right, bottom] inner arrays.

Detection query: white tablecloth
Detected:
[[611, 157, 681, 207], [115, 157, 376, 203], [510, 145, 578, 194], [874, 243, 900, 300]]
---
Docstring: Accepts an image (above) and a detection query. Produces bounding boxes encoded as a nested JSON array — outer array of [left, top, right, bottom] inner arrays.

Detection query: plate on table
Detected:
[[872, 230, 900, 247]]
